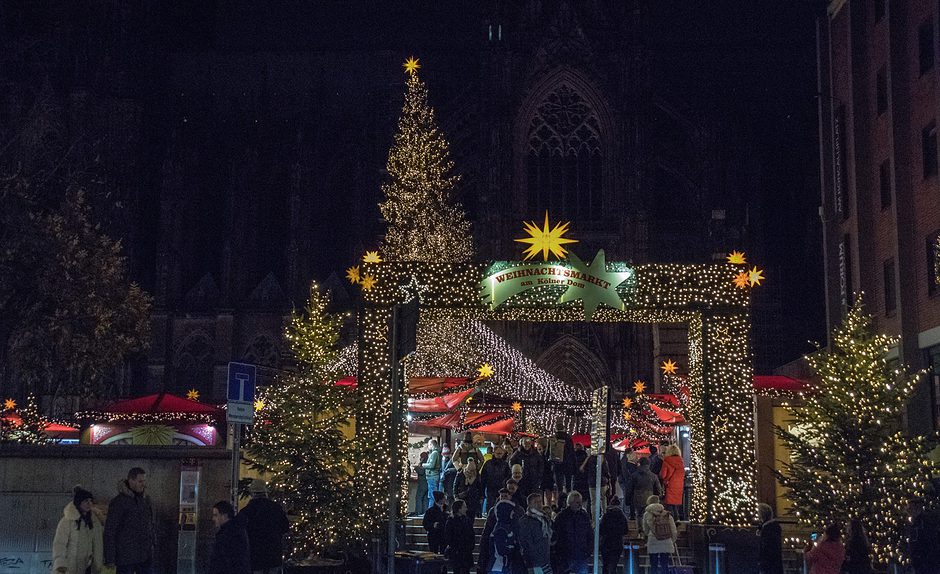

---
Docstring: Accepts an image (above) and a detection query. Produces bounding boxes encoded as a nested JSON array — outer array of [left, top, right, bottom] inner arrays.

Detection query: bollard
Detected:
[[707, 543, 726, 574], [623, 543, 641, 574]]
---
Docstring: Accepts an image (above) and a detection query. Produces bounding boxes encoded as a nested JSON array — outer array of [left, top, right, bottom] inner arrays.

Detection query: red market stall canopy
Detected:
[[648, 402, 685, 424], [2, 413, 79, 438], [105, 393, 222, 416], [753, 375, 810, 392], [414, 410, 520, 436]]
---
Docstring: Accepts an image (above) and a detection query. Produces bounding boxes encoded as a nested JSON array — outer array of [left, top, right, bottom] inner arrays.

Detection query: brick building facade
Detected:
[[819, 0, 940, 431]]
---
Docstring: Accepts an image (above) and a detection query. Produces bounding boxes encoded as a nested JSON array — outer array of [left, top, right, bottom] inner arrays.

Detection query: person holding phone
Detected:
[[804, 523, 845, 574]]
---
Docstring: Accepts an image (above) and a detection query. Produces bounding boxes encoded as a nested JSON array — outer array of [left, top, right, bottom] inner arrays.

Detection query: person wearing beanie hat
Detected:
[[53, 486, 104, 574], [235, 478, 289, 572]]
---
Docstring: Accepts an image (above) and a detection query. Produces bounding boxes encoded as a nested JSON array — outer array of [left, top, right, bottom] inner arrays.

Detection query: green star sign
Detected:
[[559, 250, 634, 319], [479, 250, 633, 320]]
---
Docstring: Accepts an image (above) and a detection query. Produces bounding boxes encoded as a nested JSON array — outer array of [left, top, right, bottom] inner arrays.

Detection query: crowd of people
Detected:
[[416, 432, 685, 574], [51, 468, 288, 574]]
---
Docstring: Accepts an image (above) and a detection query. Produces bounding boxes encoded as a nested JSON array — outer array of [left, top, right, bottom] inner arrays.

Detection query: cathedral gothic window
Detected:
[[526, 84, 603, 219], [173, 333, 215, 397]]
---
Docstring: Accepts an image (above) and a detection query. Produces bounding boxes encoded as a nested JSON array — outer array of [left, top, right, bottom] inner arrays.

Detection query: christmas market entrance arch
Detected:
[[357, 258, 757, 526]]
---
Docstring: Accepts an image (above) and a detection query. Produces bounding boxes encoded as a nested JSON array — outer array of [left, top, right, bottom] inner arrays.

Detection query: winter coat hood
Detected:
[[54, 502, 104, 574], [645, 503, 665, 513]]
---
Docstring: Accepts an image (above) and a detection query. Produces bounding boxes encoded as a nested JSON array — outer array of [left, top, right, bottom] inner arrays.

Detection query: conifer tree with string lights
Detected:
[[775, 298, 935, 564], [244, 282, 360, 555], [0, 394, 48, 444], [379, 57, 473, 262]]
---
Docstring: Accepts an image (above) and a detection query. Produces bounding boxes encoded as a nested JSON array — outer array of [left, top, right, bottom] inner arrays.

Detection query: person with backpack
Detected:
[[599, 498, 629, 574], [550, 429, 575, 502], [516, 493, 553, 574], [445, 499, 477, 574], [423, 491, 448, 554], [479, 490, 523, 574], [552, 491, 593, 574], [641, 495, 676, 574]]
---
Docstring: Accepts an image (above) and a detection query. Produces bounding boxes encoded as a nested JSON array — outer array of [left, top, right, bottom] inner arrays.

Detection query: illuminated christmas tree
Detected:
[[245, 283, 360, 555], [0, 394, 48, 444], [776, 298, 935, 563], [379, 58, 473, 262]]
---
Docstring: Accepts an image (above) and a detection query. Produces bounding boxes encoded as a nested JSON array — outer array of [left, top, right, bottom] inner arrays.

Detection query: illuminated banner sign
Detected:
[[480, 250, 634, 319]]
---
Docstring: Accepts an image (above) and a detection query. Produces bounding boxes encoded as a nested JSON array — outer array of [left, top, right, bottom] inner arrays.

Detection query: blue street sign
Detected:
[[227, 362, 257, 424]]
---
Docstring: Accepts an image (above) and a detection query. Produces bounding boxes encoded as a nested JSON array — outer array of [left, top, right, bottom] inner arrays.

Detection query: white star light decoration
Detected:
[[718, 478, 754, 514], [399, 276, 431, 303]]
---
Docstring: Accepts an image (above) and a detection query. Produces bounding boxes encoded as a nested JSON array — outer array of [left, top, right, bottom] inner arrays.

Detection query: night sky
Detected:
[[0, 0, 826, 370]]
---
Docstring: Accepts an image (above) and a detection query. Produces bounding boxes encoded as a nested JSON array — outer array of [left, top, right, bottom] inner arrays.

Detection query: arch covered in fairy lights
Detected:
[[357, 258, 758, 527]]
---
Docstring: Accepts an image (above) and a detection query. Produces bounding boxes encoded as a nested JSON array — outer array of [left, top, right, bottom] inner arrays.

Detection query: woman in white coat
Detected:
[[53, 486, 104, 574], [641, 494, 678, 574]]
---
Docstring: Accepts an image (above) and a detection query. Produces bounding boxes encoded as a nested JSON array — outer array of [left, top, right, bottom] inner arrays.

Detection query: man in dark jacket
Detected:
[[210, 500, 251, 574], [481, 446, 511, 514], [599, 499, 629, 574], [553, 491, 593, 574], [510, 439, 544, 500], [423, 491, 448, 554], [550, 430, 576, 499], [103, 467, 155, 574], [516, 494, 552, 573], [572, 443, 590, 503], [618, 451, 638, 519], [756, 503, 783, 574], [236, 479, 290, 574]]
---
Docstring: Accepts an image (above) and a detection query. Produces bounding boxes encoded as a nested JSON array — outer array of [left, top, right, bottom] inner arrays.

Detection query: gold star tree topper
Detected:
[[186, 389, 200, 401], [477, 363, 494, 379], [3, 398, 15, 410], [363, 251, 383, 264], [661, 359, 678, 375], [515, 211, 578, 261], [726, 251, 747, 265], [633, 380, 646, 394], [403, 57, 421, 75]]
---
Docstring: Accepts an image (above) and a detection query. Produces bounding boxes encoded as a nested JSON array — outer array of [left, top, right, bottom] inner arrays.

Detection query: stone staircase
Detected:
[[402, 515, 698, 573]]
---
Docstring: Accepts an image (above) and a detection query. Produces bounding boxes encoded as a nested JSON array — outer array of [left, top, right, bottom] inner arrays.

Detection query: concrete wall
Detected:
[[0, 445, 231, 574]]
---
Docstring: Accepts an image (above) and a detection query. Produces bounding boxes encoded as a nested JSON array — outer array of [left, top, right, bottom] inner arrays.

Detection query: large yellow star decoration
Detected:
[[515, 211, 578, 261], [254, 399, 265, 412], [360, 274, 377, 290], [511, 401, 522, 412], [733, 271, 750, 289], [661, 359, 679, 375], [363, 251, 383, 264], [345, 265, 361, 284], [477, 363, 494, 379], [748, 266, 765, 287], [3, 398, 15, 411], [633, 380, 646, 394], [186, 389, 200, 401], [622, 397, 633, 409], [403, 57, 421, 75], [726, 251, 747, 265]]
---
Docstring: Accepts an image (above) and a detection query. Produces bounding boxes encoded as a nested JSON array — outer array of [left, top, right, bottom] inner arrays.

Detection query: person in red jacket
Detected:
[[658, 444, 685, 519], [804, 523, 846, 574]]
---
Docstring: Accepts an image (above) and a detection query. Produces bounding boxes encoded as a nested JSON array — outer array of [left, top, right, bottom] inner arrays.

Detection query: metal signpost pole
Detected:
[[226, 362, 256, 510], [231, 422, 241, 506]]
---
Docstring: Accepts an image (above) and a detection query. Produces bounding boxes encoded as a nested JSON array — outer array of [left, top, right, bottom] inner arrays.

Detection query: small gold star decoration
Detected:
[[713, 415, 729, 433], [345, 265, 361, 284], [254, 399, 265, 412], [403, 56, 421, 75], [661, 359, 679, 375], [733, 271, 750, 289], [515, 211, 578, 261], [726, 250, 747, 265], [186, 389, 200, 401], [748, 266, 765, 287], [633, 380, 646, 394], [477, 363, 494, 379], [360, 274, 377, 290], [3, 398, 15, 410], [363, 251, 383, 264], [624, 411, 632, 421], [622, 397, 633, 409], [511, 401, 522, 412]]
